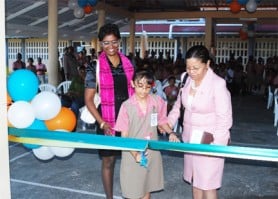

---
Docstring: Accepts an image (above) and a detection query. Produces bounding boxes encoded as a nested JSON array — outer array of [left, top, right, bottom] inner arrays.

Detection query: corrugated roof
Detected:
[[5, 0, 278, 40]]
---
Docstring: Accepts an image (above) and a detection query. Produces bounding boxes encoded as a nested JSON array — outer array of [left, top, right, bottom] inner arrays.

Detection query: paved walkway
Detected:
[[9, 94, 278, 199]]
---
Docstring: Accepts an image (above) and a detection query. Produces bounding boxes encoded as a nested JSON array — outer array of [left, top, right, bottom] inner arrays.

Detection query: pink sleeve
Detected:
[[114, 103, 129, 133], [213, 80, 233, 145]]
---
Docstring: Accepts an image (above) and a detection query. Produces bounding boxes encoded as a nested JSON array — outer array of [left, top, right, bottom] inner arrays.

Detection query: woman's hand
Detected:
[[169, 132, 180, 142], [102, 122, 113, 136]]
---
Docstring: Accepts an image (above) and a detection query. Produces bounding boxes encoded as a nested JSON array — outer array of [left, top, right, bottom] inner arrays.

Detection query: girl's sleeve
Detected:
[[114, 103, 129, 133]]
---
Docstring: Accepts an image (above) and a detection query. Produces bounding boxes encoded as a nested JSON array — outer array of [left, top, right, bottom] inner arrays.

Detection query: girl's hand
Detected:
[[134, 152, 141, 163]]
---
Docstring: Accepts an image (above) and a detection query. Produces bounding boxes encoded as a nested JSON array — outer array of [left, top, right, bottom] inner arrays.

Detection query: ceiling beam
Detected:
[[29, 7, 70, 26], [134, 10, 278, 20], [74, 21, 98, 31], [6, 1, 46, 21], [95, 2, 133, 18]]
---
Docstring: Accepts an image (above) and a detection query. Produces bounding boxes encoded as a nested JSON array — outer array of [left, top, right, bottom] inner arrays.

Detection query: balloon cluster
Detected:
[[7, 69, 77, 160], [227, 0, 259, 13], [68, 0, 98, 19]]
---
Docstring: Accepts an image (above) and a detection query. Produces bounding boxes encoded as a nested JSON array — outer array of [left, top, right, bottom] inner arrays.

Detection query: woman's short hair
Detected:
[[98, 23, 121, 41], [185, 45, 210, 64]]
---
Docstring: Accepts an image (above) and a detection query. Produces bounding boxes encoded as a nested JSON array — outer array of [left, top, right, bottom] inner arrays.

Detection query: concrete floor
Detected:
[[9, 94, 278, 199]]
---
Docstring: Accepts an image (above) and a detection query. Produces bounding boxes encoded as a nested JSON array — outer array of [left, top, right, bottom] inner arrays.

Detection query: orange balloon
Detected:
[[230, 0, 241, 14], [7, 93, 12, 106], [45, 107, 77, 132], [8, 118, 14, 127], [239, 29, 248, 40], [84, 5, 93, 14]]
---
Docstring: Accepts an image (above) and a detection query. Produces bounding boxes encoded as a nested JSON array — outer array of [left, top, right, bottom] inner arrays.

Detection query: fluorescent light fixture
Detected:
[[216, 24, 243, 27]]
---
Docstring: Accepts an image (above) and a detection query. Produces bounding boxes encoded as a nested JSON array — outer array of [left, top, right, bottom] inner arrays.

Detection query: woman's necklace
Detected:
[[191, 81, 199, 91]]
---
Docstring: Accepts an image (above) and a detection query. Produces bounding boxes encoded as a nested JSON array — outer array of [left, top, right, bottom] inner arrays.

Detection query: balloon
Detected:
[[88, 0, 98, 6], [7, 69, 39, 102], [7, 93, 12, 106], [248, 30, 255, 37], [49, 129, 75, 157], [68, 0, 78, 9], [246, 0, 257, 13], [8, 118, 14, 127], [78, 0, 88, 7], [230, 0, 241, 14], [45, 107, 77, 132], [33, 146, 54, 161], [240, 29, 248, 40], [8, 101, 35, 128], [31, 91, 61, 120], [23, 119, 47, 149], [49, 147, 75, 158], [73, 6, 85, 18], [238, 0, 248, 5], [84, 5, 93, 14]]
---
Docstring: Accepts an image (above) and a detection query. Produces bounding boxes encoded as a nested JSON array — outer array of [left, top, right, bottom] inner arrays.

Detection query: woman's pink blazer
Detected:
[[168, 68, 233, 190]]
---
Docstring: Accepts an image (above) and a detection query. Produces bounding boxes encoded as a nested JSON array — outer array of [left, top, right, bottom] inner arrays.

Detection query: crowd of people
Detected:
[[12, 53, 47, 84]]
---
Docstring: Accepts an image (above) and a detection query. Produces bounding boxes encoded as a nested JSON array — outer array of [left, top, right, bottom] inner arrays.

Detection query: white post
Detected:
[[48, 0, 59, 86], [0, 0, 12, 198]]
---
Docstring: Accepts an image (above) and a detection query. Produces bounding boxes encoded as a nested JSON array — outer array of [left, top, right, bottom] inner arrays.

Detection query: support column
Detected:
[[204, 17, 214, 50], [91, 38, 98, 50], [0, 0, 11, 198], [96, 9, 105, 53], [48, 0, 58, 86], [205, 17, 217, 63], [129, 18, 135, 55]]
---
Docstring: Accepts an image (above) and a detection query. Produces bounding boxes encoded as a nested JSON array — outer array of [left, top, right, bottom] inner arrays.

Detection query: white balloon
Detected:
[[8, 101, 35, 128], [73, 6, 85, 19], [49, 146, 75, 158], [248, 30, 255, 37], [68, 0, 78, 10], [246, 0, 257, 13], [33, 146, 54, 161], [31, 91, 61, 120], [49, 129, 75, 157]]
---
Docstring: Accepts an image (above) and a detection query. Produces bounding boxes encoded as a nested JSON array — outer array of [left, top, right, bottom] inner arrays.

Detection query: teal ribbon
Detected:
[[8, 127, 148, 152], [140, 151, 148, 168], [8, 128, 278, 162]]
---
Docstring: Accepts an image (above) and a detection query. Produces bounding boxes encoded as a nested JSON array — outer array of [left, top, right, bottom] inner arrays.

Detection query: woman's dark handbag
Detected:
[[178, 73, 188, 127]]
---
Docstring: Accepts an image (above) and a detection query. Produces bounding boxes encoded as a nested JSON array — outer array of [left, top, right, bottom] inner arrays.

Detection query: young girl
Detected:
[[115, 69, 179, 199]]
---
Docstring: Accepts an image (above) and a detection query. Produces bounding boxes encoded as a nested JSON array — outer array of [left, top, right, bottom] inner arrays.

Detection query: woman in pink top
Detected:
[[115, 70, 179, 199], [168, 45, 232, 199]]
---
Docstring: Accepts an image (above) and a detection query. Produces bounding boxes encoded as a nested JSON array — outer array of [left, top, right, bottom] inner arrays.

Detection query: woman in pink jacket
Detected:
[[168, 45, 232, 199]]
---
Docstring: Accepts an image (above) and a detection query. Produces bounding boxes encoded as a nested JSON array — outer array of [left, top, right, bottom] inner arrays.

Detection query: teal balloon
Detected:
[[238, 0, 248, 5], [23, 119, 46, 149], [78, 0, 88, 7], [7, 69, 39, 102], [88, 0, 98, 6]]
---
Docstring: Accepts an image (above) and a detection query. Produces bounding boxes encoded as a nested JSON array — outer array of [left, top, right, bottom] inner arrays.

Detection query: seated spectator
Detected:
[[61, 65, 86, 119]]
